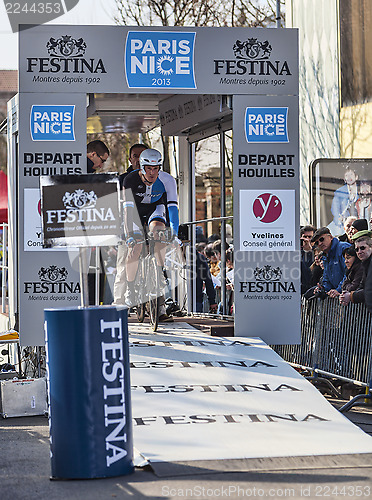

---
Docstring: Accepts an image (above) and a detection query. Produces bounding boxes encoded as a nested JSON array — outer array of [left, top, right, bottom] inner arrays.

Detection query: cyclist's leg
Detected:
[[148, 220, 174, 321], [150, 222, 167, 263], [125, 224, 144, 305], [148, 202, 168, 268]]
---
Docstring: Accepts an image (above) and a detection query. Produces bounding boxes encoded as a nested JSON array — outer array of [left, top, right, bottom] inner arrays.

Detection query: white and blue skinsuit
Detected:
[[122, 169, 179, 237]]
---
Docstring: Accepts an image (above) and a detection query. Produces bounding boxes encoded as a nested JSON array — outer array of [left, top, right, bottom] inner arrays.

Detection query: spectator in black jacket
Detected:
[[303, 248, 325, 299], [87, 140, 110, 173], [339, 231, 372, 309], [301, 225, 316, 267], [341, 246, 364, 292]]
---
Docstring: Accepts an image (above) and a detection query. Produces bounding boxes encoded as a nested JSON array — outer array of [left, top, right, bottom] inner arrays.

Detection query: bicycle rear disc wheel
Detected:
[[148, 256, 159, 331]]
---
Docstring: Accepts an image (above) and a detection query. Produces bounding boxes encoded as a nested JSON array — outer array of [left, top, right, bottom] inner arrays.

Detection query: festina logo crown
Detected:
[[254, 265, 282, 281], [62, 189, 97, 210], [46, 36, 87, 58], [26, 35, 106, 74], [38, 266, 68, 282], [233, 38, 272, 60]]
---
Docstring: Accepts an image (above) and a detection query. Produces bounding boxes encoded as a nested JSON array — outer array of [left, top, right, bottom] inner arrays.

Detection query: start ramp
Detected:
[[128, 323, 372, 475]]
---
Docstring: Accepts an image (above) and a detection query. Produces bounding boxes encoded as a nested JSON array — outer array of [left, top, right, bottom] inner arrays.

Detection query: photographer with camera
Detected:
[[300, 225, 315, 294], [303, 248, 325, 299]]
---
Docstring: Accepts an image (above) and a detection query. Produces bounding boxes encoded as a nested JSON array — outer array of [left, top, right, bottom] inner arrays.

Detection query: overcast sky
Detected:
[[0, 0, 119, 70]]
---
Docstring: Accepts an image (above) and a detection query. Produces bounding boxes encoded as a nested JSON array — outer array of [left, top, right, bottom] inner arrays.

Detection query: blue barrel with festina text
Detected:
[[44, 306, 133, 479]]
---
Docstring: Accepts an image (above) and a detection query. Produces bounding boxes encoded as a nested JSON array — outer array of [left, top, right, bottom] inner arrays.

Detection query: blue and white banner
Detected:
[[245, 107, 288, 143], [30, 105, 75, 141], [125, 31, 196, 89]]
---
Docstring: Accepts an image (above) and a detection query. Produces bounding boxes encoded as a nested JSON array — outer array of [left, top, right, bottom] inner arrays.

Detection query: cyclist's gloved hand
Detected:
[[126, 236, 136, 248]]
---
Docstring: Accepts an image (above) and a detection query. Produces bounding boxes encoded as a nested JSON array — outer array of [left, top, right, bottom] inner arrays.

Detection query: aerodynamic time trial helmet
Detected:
[[139, 148, 162, 175]]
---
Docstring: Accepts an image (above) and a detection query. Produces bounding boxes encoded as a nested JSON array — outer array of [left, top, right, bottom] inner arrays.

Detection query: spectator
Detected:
[[340, 230, 372, 310], [310, 249, 324, 287], [195, 241, 207, 255], [205, 245, 220, 277], [340, 246, 364, 292], [211, 239, 228, 262], [225, 248, 234, 285], [352, 218, 369, 234], [225, 223, 233, 245], [195, 226, 207, 243], [300, 225, 316, 293], [338, 216, 357, 242], [225, 248, 235, 315], [207, 233, 220, 244], [301, 225, 316, 264], [303, 249, 325, 299], [87, 140, 110, 174], [195, 249, 217, 313], [311, 227, 351, 298]]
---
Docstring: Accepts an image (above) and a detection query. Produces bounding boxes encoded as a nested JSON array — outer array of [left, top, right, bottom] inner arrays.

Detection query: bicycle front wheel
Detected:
[[148, 256, 160, 331]]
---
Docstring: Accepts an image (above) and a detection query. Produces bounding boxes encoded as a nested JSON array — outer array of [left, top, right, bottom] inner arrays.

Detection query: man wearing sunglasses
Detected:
[[87, 140, 110, 173], [311, 227, 351, 298], [340, 230, 372, 310]]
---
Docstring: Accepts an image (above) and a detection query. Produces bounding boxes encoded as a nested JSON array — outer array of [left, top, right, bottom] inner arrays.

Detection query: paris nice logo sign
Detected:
[[125, 31, 196, 89]]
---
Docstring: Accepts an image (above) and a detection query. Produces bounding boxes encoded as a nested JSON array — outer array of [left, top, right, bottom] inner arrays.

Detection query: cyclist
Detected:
[[121, 149, 180, 315]]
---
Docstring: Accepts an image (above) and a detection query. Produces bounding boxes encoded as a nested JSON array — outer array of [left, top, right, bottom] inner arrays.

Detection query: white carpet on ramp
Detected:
[[128, 323, 372, 465]]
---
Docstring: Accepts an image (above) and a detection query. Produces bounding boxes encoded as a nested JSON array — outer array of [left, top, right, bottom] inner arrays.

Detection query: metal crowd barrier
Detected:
[[272, 297, 372, 409]]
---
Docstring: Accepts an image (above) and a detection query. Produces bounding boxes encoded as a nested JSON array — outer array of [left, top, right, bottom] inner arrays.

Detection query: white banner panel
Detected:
[[239, 189, 296, 251], [129, 332, 372, 463]]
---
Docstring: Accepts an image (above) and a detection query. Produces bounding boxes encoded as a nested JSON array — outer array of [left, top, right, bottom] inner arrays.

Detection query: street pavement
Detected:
[[1, 398, 372, 499], [1, 318, 372, 499]]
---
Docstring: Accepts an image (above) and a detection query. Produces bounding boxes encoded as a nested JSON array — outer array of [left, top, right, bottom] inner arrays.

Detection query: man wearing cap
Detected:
[[311, 227, 351, 298], [339, 230, 372, 312]]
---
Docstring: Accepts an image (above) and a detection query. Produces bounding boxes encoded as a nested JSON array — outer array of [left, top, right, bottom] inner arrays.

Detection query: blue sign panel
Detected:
[[245, 107, 289, 143], [30, 105, 75, 141], [45, 306, 133, 479], [125, 31, 196, 89]]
